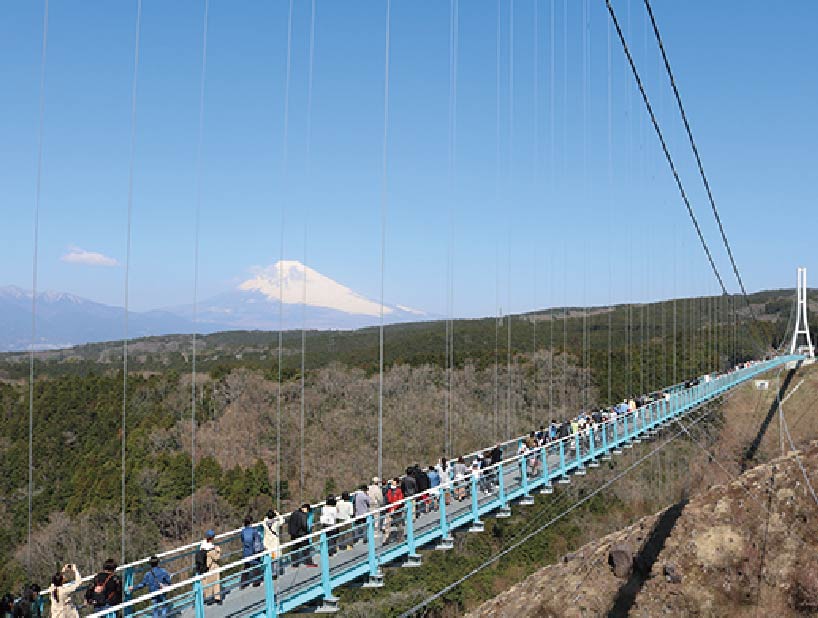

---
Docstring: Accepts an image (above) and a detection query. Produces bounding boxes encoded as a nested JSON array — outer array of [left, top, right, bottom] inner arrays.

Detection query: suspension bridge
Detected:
[[39, 354, 807, 618], [8, 0, 817, 616]]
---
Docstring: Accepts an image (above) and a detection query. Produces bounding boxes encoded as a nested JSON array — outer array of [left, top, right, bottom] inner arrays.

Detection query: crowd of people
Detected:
[[4, 363, 759, 614]]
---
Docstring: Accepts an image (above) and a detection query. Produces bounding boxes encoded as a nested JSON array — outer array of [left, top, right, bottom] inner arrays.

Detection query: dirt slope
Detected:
[[468, 444, 818, 617]]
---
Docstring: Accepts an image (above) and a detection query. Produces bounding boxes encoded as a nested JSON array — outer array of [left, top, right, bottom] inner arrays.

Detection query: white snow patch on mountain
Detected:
[[239, 260, 397, 317]]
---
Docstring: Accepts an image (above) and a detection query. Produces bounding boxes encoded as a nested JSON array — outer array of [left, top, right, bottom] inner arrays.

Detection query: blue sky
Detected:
[[2, 0, 816, 317]]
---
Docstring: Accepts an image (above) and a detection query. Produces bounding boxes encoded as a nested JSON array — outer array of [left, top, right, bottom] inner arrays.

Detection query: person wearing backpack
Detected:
[[84, 560, 121, 616], [49, 564, 81, 618], [239, 517, 263, 589], [198, 531, 222, 605], [129, 557, 170, 618]]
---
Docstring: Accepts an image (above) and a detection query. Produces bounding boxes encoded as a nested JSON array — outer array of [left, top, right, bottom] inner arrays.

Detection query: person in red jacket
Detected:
[[383, 479, 404, 546]]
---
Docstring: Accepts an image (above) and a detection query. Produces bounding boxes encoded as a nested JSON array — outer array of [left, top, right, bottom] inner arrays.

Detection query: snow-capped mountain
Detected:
[[0, 285, 197, 352], [173, 261, 429, 331], [0, 262, 431, 351]]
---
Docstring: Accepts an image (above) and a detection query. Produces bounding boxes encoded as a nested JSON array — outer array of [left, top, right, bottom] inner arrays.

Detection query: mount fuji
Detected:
[[171, 261, 430, 331]]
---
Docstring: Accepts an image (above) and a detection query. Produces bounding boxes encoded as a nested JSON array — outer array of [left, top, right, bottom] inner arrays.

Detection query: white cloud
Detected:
[[60, 246, 119, 267]]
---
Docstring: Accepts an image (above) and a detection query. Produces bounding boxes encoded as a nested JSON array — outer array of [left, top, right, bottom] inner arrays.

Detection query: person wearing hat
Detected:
[[200, 530, 222, 605], [367, 477, 384, 536], [367, 477, 384, 509]]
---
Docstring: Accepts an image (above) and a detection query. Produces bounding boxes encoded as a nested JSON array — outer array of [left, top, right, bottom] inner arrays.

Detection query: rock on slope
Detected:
[[467, 444, 818, 618]]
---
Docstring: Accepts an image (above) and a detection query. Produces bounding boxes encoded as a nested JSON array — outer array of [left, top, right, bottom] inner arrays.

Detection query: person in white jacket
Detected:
[[367, 477, 385, 536], [263, 510, 285, 577], [320, 496, 339, 556], [49, 564, 81, 618], [367, 477, 384, 508]]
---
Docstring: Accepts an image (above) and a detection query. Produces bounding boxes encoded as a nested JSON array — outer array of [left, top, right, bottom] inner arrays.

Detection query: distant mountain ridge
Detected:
[[0, 285, 199, 352], [0, 261, 431, 351]]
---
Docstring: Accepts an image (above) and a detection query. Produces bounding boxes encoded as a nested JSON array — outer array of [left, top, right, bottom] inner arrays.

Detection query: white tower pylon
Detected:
[[789, 267, 815, 358]]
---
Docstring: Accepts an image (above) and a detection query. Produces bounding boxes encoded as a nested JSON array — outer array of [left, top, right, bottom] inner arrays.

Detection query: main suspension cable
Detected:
[[642, 0, 756, 323], [604, 0, 728, 296]]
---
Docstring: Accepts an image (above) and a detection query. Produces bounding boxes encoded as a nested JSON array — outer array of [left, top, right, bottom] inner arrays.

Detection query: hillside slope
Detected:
[[468, 444, 818, 618]]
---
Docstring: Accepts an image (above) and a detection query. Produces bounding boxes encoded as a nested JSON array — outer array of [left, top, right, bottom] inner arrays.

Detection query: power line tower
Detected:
[[789, 267, 815, 358]]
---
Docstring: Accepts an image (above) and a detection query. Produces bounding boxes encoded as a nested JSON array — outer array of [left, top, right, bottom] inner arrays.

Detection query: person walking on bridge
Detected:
[[263, 510, 285, 578], [426, 465, 440, 510], [383, 479, 404, 546], [400, 467, 417, 502], [412, 465, 430, 515], [289, 504, 317, 568], [49, 564, 81, 618], [85, 559, 122, 616], [240, 517, 263, 588], [198, 530, 222, 605], [130, 557, 171, 618], [337, 491, 354, 549], [367, 477, 384, 509], [367, 477, 385, 537], [436, 458, 452, 507], [353, 485, 372, 545], [319, 496, 339, 556]]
